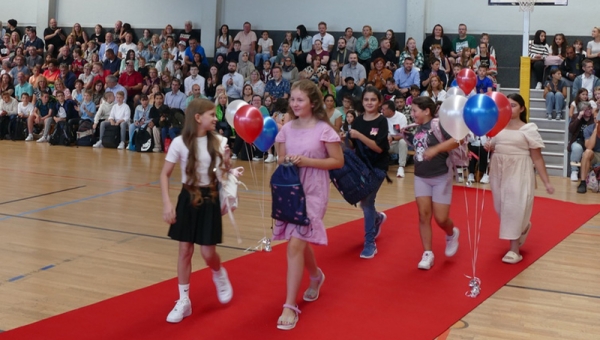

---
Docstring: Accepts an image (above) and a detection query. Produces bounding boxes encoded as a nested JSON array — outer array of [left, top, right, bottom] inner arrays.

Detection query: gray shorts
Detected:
[[414, 173, 453, 205]]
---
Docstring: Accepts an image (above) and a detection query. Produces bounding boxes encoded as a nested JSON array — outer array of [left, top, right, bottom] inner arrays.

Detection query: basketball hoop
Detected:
[[519, 0, 536, 11]]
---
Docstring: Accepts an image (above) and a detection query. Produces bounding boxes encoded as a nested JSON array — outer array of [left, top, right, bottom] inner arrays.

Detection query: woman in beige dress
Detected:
[[485, 93, 554, 264]]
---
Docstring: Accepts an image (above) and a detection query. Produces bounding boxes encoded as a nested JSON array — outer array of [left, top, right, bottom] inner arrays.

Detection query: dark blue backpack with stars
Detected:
[[270, 162, 310, 226]]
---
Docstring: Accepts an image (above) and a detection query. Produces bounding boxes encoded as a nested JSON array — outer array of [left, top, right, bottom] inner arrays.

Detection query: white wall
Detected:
[[426, 1, 594, 36], [2, 0, 38, 25], [220, 0, 407, 32]]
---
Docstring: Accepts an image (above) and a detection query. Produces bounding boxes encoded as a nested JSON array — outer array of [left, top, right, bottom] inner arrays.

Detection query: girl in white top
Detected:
[[160, 98, 233, 323], [421, 75, 447, 102], [215, 24, 232, 56], [17, 93, 34, 117]]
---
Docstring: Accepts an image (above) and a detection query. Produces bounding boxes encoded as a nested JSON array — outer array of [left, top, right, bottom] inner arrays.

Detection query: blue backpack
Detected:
[[270, 162, 310, 226]]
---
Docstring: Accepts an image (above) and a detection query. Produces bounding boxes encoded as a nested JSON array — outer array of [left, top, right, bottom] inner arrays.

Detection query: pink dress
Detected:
[[272, 120, 341, 245]]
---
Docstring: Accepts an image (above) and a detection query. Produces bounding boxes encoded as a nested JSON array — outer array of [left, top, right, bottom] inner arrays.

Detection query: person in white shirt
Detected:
[[255, 31, 273, 69], [118, 32, 137, 59], [94, 91, 130, 149], [382, 100, 408, 178], [311, 22, 335, 52], [165, 79, 187, 110], [221, 61, 244, 100], [17, 93, 34, 118], [184, 65, 205, 96]]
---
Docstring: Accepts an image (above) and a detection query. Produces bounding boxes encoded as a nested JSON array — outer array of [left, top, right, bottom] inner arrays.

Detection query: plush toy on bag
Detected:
[[219, 166, 247, 244]]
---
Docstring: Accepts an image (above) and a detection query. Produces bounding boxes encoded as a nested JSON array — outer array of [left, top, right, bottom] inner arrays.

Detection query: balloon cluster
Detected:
[[225, 100, 279, 152], [439, 69, 512, 139]]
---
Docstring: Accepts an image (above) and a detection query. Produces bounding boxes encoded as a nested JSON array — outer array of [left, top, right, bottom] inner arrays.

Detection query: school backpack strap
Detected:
[[354, 138, 392, 184], [430, 118, 469, 169]]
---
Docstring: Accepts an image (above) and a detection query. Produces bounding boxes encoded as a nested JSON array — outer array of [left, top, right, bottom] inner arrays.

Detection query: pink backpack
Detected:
[[430, 118, 469, 169]]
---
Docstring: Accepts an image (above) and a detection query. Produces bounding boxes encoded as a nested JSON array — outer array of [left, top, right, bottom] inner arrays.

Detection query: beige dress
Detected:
[[490, 123, 544, 240]]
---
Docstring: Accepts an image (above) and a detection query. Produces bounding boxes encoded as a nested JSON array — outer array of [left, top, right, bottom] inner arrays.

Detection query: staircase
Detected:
[[499, 88, 569, 177]]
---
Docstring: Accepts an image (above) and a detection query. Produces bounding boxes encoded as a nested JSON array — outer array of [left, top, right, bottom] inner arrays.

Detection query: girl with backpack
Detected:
[[484, 93, 554, 264], [406, 96, 460, 270], [159, 98, 233, 323], [273, 79, 343, 330]]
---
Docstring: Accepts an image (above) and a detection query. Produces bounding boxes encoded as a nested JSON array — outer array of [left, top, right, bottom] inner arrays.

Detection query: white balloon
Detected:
[[447, 87, 466, 97], [438, 95, 469, 140], [225, 100, 249, 128]]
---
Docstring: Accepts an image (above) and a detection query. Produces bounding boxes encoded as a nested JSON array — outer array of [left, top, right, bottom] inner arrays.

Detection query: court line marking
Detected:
[[505, 284, 600, 300], [0, 213, 252, 252], [0, 185, 86, 206], [0, 166, 155, 187]]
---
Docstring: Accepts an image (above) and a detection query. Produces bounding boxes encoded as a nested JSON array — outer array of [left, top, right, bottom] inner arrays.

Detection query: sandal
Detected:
[[303, 268, 325, 302], [277, 304, 301, 330], [502, 250, 523, 264], [519, 222, 531, 247]]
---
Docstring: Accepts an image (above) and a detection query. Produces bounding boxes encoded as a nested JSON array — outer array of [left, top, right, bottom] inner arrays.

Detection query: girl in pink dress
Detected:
[[273, 79, 344, 330]]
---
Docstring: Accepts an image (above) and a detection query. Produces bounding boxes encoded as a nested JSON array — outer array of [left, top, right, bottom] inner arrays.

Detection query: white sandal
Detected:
[[303, 268, 325, 302], [277, 304, 301, 330]]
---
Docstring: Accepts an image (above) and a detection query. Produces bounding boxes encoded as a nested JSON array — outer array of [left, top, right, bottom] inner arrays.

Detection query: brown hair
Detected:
[[182, 98, 226, 206], [288, 80, 329, 124]]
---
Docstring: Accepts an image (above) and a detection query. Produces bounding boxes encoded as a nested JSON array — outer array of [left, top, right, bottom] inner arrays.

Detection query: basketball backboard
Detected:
[[488, 0, 568, 5]]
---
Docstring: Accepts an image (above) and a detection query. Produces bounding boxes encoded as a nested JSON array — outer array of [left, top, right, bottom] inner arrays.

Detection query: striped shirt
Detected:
[[528, 41, 550, 59]]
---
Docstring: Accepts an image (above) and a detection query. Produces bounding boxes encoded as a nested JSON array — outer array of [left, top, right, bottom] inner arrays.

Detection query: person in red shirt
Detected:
[[88, 62, 111, 90], [119, 60, 143, 105]]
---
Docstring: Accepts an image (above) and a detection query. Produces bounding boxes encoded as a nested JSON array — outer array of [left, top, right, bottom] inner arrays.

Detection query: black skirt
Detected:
[[168, 186, 222, 245]]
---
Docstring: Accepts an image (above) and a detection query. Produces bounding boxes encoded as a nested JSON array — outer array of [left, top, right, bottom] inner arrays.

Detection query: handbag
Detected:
[[329, 139, 387, 205], [270, 161, 310, 226], [219, 166, 247, 244]]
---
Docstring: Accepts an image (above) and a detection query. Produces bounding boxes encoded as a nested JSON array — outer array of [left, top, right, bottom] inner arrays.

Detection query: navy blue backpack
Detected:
[[270, 162, 310, 226]]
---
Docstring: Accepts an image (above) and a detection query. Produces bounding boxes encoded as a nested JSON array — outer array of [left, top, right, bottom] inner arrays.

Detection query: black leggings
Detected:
[[531, 60, 545, 84], [468, 144, 489, 174]]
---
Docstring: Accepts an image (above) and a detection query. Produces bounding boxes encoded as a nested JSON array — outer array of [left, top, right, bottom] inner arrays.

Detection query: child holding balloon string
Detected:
[[484, 93, 554, 264]]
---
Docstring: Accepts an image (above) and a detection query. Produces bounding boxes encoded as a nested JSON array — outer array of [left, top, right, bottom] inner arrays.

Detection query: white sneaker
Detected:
[[457, 171, 464, 183], [213, 267, 233, 304], [480, 174, 490, 184], [418, 251, 434, 270], [25, 134, 34, 141], [36, 136, 47, 143], [166, 298, 192, 323], [535, 82, 542, 90], [265, 154, 276, 163], [231, 154, 237, 160], [252, 156, 263, 161], [93, 140, 103, 148], [396, 167, 405, 178], [467, 173, 475, 182], [445, 227, 460, 257], [571, 171, 579, 182], [117, 142, 125, 149]]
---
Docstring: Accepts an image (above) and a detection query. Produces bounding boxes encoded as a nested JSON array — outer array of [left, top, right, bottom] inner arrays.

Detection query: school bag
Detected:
[[9, 117, 28, 141], [586, 166, 600, 193], [76, 120, 94, 146], [102, 125, 120, 148], [430, 118, 469, 169], [329, 140, 387, 206], [49, 122, 72, 146], [135, 127, 153, 152], [270, 161, 310, 226]]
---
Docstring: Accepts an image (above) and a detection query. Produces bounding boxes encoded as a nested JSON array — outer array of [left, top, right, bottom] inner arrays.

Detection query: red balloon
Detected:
[[233, 105, 264, 143], [456, 69, 477, 95], [486, 92, 512, 137]]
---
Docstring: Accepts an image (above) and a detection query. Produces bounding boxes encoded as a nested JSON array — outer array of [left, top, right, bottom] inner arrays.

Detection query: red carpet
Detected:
[[2, 187, 599, 340]]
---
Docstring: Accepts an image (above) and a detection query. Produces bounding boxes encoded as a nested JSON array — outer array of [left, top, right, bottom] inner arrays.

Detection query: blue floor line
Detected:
[[8, 275, 25, 282]]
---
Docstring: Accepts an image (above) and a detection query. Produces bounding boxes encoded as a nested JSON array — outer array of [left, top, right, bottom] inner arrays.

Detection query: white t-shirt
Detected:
[[386, 111, 408, 136], [165, 134, 228, 185], [312, 33, 335, 49], [587, 40, 600, 56], [119, 43, 138, 56], [18, 102, 34, 117], [108, 102, 131, 121], [257, 38, 273, 53]]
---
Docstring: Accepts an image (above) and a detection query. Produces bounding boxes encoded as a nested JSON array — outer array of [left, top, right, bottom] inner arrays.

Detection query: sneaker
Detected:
[[117, 142, 125, 149], [36, 136, 47, 143], [418, 251, 435, 270], [359, 242, 377, 259], [93, 140, 103, 148], [25, 134, 34, 141], [546, 113, 552, 120], [445, 227, 460, 257], [231, 154, 238, 160], [166, 298, 192, 323], [555, 113, 562, 120], [396, 167, 405, 178], [252, 156, 263, 162], [212, 267, 233, 304], [467, 173, 475, 182], [265, 154, 276, 163], [570, 171, 579, 182], [374, 212, 387, 239], [480, 174, 490, 184], [577, 181, 587, 194], [457, 170, 464, 183], [535, 82, 542, 90]]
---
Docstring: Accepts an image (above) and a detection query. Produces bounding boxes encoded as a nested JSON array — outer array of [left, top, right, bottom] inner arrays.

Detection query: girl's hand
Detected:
[[545, 183, 555, 194], [288, 154, 307, 167], [423, 147, 437, 161], [163, 203, 176, 224], [348, 129, 362, 139], [483, 141, 494, 152]]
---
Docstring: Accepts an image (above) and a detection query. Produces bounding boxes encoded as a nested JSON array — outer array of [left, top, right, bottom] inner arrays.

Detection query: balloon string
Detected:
[[261, 159, 267, 238], [244, 143, 264, 225]]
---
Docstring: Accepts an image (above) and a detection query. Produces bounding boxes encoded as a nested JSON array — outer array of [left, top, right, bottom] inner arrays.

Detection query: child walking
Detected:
[[485, 93, 554, 264], [274, 79, 343, 330], [159, 98, 233, 323]]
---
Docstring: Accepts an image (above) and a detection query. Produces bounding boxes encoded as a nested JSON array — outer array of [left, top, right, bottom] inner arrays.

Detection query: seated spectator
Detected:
[[92, 79, 105, 107], [32, 76, 52, 104], [16, 92, 34, 124], [280, 57, 299, 84], [237, 51, 255, 82], [394, 57, 420, 96], [559, 46, 583, 87], [328, 60, 342, 88], [381, 77, 403, 102], [118, 32, 137, 59], [386, 30, 401, 60], [569, 99, 596, 182], [37, 90, 78, 143], [274, 41, 295, 68], [543, 68, 567, 120], [255, 30, 273, 69], [155, 48, 174, 77], [341, 109, 355, 136], [355, 25, 378, 74], [164, 78, 186, 110], [420, 58, 447, 91], [184, 38, 208, 73], [186, 84, 206, 107], [92, 91, 114, 136], [160, 70, 172, 93], [160, 107, 185, 147], [451, 24, 477, 59], [15, 72, 33, 100], [119, 60, 143, 106], [64, 34, 77, 54], [10, 55, 30, 85], [330, 37, 350, 69], [105, 75, 127, 102], [119, 49, 139, 73], [93, 91, 129, 149], [129, 94, 158, 151], [399, 37, 424, 71], [227, 40, 242, 64], [184, 64, 205, 96], [74, 89, 96, 128], [382, 100, 408, 178], [222, 60, 244, 100], [56, 46, 73, 68], [172, 60, 184, 81], [90, 25, 105, 45], [422, 24, 452, 61], [337, 94, 355, 120], [0, 73, 14, 96], [324, 93, 343, 131], [59, 63, 76, 90], [572, 59, 600, 100], [79, 63, 94, 89], [336, 77, 362, 106], [456, 48, 473, 69], [306, 40, 330, 66], [475, 65, 493, 94], [148, 91, 169, 145], [577, 118, 600, 193], [574, 39, 586, 58], [215, 24, 232, 58], [300, 56, 327, 83], [42, 59, 60, 87], [319, 74, 336, 100], [368, 57, 393, 91], [29, 65, 42, 86], [264, 66, 290, 100], [71, 23, 88, 47], [421, 75, 447, 102], [205, 65, 221, 99], [341, 52, 366, 87], [0, 90, 18, 138], [406, 85, 420, 105], [26, 46, 43, 69], [84, 41, 98, 63], [99, 32, 118, 62], [241, 84, 254, 103], [472, 42, 498, 85], [189, 53, 207, 76], [71, 79, 84, 103], [103, 49, 121, 76], [394, 95, 413, 126], [246, 70, 265, 97], [476, 33, 496, 57], [71, 48, 87, 77], [529, 30, 550, 89], [24, 28, 45, 57], [53, 78, 71, 100], [370, 38, 397, 71], [26, 92, 53, 140], [291, 25, 312, 71], [260, 60, 273, 82], [428, 44, 452, 75]]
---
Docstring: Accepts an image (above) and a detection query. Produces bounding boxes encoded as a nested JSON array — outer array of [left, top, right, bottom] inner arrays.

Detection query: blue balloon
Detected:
[[254, 117, 279, 152], [463, 94, 499, 136]]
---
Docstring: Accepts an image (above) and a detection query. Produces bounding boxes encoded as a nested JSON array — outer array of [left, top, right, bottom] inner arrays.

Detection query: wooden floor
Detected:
[[0, 140, 599, 339]]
